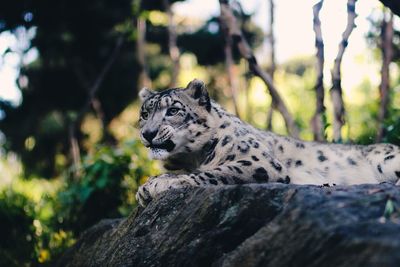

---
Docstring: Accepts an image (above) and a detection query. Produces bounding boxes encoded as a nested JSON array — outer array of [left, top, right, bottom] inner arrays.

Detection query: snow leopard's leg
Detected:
[[136, 158, 289, 206]]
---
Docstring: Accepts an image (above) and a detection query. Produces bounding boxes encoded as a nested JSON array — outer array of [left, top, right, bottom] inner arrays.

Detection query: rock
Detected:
[[57, 183, 400, 267]]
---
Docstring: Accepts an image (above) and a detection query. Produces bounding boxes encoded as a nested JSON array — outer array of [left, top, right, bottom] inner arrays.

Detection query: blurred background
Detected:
[[0, 0, 399, 265]]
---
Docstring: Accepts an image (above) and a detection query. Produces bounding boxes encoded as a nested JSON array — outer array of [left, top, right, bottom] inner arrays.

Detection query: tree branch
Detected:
[[311, 0, 326, 141], [69, 36, 124, 178], [330, 0, 357, 142], [219, 0, 299, 138]]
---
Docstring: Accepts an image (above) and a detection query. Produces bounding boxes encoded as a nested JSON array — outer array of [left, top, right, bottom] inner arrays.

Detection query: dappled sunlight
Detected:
[[148, 10, 169, 26], [0, 153, 21, 182], [4, 177, 61, 203], [178, 53, 210, 86], [109, 103, 141, 142], [81, 114, 104, 151]]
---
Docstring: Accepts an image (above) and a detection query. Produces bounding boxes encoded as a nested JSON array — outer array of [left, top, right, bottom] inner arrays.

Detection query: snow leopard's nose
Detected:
[[143, 130, 158, 144]]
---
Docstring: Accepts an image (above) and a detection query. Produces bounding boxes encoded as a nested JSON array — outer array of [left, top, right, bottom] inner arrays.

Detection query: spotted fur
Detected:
[[136, 79, 400, 206]]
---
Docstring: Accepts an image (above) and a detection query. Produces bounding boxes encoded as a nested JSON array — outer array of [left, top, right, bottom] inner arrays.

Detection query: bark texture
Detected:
[[311, 0, 326, 142], [266, 0, 276, 131], [330, 0, 357, 142], [57, 183, 400, 267], [137, 17, 151, 89], [220, 8, 240, 117]]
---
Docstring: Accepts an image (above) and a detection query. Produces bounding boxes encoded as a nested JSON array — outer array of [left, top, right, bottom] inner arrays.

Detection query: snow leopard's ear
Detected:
[[139, 87, 155, 102], [184, 79, 211, 112]]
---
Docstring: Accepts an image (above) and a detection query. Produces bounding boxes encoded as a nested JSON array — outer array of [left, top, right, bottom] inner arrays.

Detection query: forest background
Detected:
[[0, 0, 399, 265]]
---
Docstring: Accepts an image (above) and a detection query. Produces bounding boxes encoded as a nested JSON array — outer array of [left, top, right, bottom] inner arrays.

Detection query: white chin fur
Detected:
[[149, 148, 170, 160]]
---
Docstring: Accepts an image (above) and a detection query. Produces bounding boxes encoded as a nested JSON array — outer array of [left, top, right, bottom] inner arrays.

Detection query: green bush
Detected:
[[56, 139, 159, 234], [382, 109, 400, 145], [0, 138, 159, 265], [0, 191, 37, 266]]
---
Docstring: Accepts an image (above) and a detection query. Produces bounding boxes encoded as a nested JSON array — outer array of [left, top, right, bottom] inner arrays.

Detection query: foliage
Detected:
[[380, 105, 400, 145], [0, 0, 140, 178], [383, 197, 395, 218], [56, 139, 159, 234], [366, 9, 400, 64], [0, 138, 159, 265], [178, 16, 263, 66], [364, 10, 400, 145], [0, 191, 36, 266], [140, 0, 186, 12], [0, 0, 265, 178]]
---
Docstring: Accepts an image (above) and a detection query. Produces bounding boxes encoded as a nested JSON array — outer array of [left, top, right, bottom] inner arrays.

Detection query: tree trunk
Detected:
[[219, 0, 299, 138], [163, 0, 180, 87], [68, 124, 82, 179], [266, 0, 276, 131], [220, 11, 240, 117], [376, 10, 394, 142], [311, 0, 326, 141], [330, 0, 357, 142], [137, 17, 151, 88]]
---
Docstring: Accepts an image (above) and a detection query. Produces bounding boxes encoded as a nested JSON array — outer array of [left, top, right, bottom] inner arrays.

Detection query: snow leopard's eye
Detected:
[[141, 111, 149, 120], [166, 107, 180, 116]]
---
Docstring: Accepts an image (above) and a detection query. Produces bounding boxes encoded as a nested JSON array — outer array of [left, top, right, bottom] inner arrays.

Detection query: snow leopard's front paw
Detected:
[[136, 175, 192, 207], [136, 176, 161, 207]]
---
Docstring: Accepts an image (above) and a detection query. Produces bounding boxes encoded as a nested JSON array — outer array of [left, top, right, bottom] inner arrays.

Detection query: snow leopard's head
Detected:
[[139, 79, 213, 160]]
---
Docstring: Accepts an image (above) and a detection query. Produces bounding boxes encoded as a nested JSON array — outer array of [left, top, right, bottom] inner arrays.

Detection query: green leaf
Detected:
[[383, 198, 395, 218]]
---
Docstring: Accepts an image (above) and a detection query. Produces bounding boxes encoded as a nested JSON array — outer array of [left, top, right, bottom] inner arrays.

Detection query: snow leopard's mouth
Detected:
[[149, 140, 176, 152]]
